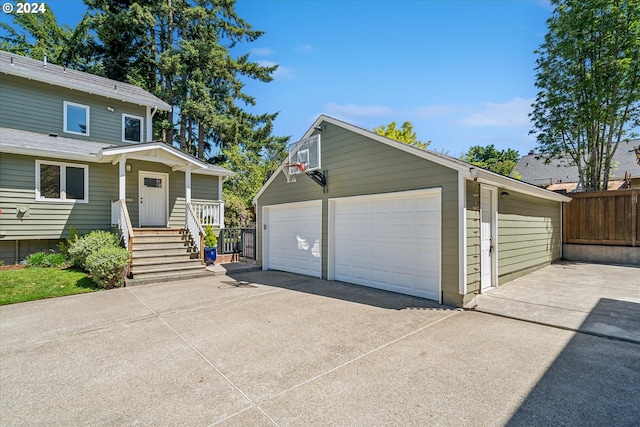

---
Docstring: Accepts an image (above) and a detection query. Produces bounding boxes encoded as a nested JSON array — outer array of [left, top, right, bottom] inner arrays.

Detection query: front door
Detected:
[[139, 171, 168, 227], [480, 187, 495, 290]]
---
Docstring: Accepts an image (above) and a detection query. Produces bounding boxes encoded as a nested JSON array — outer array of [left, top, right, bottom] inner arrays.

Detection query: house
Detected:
[[253, 115, 572, 307], [513, 141, 640, 191], [0, 50, 234, 280]]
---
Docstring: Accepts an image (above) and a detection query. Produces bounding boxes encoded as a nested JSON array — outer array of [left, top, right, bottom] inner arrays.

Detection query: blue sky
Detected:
[[3, 0, 554, 155]]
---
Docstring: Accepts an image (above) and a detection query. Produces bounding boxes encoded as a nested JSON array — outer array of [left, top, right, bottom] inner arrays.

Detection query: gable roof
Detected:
[[0, 127, 233, 177], [254, 115, 571, 204], [0, 50, 171, 111], [514, 139, 640, 187]]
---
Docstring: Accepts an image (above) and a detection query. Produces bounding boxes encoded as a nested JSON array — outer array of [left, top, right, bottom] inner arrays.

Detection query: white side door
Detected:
[[480, 187, 495, 290], [139, 171, 168, 227]]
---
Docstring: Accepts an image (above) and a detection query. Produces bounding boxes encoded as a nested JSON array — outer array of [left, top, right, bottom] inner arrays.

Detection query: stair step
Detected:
[[131, 264, 206, 279], [132, 249, 199, 258], [131, 256, 200, 267], [132, 242, 194, 251], [133, 228, 187, 236], [133, 235, 190, 244], [131, 260, 203, 274]]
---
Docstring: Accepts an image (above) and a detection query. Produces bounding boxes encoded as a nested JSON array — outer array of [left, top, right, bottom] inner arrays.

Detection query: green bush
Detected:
[[25, 251, 67, 268], [68, 230, 120, 269], [204, 225, 217, 247], [58, 226, 79, 257], [85, 246, 130, 289]]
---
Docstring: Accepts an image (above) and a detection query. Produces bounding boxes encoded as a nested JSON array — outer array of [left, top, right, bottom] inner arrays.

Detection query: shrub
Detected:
[[85, 246, 130, 289], [68, 230, 120, 269], [58, 226, 79, 257], [204, 225, 217, 247], [25, 251, 67, 268]]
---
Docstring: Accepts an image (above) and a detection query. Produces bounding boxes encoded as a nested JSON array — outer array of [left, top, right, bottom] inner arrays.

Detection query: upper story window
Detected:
[[35, 160, 89, 203], [122, 113, 143, 143], [63, 101, 90, 135]]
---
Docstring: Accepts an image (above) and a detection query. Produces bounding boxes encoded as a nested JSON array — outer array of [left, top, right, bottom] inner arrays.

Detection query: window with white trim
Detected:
[[36, 160, 89, 202], [63, 101, 90, 135], [122, 113, 143, 143]]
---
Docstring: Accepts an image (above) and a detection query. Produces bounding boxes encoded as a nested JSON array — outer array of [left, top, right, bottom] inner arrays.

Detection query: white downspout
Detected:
[[118, 155, 126, 200], [146, 106, 158, 142], [219, 176, 225, 229], [185, 165, 192, 204]]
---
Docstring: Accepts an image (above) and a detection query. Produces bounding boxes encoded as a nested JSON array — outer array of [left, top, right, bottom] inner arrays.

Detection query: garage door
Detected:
[[263, 200, 322, 277], [329, 189, 441, 301]]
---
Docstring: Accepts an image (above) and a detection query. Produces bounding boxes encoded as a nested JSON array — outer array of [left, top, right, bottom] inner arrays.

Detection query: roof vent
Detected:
[[43, 55, 47, 69], [10, 57, 14, 66], [49, 133, 58, 137], [528, 150, 535, 155]]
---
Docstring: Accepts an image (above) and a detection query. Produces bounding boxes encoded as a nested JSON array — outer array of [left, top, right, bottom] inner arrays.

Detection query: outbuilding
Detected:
[[254, 115, 571, 306]]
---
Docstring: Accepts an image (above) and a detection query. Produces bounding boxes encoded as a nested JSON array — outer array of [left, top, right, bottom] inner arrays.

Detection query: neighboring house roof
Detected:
[[513, 139, 640, 187], [255, 114, 571, 204], [0, 50, 172, 111], [0, 127, 234, 177]]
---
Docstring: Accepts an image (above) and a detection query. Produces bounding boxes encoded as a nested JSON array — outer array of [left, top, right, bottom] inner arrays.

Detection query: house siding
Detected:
[[256, 123, 460, 305], [0, 75, 147, 144], [497, 192, 561, 284]]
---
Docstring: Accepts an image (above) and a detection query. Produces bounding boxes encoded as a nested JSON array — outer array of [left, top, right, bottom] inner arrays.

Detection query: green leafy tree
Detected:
[[461, 144, 522, 178], [530, 0, 640, 191], [373, 121, 431, 149]]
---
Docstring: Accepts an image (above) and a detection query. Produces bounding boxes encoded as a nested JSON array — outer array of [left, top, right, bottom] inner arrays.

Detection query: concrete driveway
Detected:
[[1, 264, 639, 426]]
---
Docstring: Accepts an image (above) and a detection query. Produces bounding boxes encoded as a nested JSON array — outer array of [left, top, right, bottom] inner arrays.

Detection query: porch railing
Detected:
[[191, 201, 225, 228], [219, 228, 256, 260], [111, 199, 135, 250], [186, 202, 205, 260]]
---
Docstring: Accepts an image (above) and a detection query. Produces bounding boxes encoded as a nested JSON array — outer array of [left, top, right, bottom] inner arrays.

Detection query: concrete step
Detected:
[[125, 270, 213, 286], [130, 262, 205, 278], [131, 255, 200, 267]]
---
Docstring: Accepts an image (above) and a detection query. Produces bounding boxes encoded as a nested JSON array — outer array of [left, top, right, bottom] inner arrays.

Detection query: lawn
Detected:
[[0, 267, 99, 305]]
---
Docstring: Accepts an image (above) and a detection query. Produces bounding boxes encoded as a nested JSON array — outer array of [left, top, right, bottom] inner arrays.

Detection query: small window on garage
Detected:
[[122, 113, 143, 143], [63, 101, 90, 135], [36, 160, 88, 202]]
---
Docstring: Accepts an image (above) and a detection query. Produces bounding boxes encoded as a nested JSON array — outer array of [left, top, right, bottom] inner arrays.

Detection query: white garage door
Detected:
[[329, 189, 441, 301], [263, 200, 322, 277]]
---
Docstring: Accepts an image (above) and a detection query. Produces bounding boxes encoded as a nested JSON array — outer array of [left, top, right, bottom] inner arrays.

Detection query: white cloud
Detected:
[[257, 60, 295, 79], [296, 44, 312, 52], [460, 97, 534, 128], [250, 47, 274, 56]]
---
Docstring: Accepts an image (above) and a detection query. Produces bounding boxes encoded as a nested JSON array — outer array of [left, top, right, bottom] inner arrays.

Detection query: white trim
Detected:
[[35, 159, 89, 203], [122, 113, 144, 143], [480, 184, 498, 290], [118, 155, 126, 200], [458, 171, 467, 295], [185, 165, 192, 204], [138, 170, 169, 227], [63, 101, 90, 136]]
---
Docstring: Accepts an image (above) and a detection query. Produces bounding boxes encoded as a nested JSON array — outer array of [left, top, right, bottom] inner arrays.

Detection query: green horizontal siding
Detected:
[[0, 75, 147, 144], [465, 181, 481, 294], [498, 192, 561, 283], [256, 123, 460, 303]]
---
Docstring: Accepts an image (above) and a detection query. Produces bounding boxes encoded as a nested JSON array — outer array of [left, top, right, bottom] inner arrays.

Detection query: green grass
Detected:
[[0, 268, 99, 305]]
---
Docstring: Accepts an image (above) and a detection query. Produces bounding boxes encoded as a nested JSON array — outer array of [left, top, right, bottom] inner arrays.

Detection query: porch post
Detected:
[[185, 165, 192, 204], [218, 176, 224, 228], [118, 155, 126, 200]]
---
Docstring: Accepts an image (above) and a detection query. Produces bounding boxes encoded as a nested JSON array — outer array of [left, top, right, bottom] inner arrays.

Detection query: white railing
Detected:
[[111, 199, 134, 250], [186, 202, 205, 260], [191, 201, 225, 228]]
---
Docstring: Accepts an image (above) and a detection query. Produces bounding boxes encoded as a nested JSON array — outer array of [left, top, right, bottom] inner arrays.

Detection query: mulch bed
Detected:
[[0, 264, 26, 271]]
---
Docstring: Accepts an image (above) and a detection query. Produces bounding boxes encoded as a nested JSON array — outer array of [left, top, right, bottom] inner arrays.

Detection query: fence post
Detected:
[[632, 189, 637, 248]]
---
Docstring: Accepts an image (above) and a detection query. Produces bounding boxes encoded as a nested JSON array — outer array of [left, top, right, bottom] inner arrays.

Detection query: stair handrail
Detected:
[[186, 202, 205, 261], [111, 199, 135, 251]]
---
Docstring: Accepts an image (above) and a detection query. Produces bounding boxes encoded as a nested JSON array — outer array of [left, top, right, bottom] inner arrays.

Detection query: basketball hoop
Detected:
[[282, 162, 306, 183]]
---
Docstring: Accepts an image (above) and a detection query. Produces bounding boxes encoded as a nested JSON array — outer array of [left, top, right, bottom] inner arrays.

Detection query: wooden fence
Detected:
[[563, 189, 638, 247]]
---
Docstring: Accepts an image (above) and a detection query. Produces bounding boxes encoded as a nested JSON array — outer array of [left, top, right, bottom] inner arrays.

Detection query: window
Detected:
[[36, 160, 89, 202], [122, 114, 143, 143], [63, 101, 90, 135]]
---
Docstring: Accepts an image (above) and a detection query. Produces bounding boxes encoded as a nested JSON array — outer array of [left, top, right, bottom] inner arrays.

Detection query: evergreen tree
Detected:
[[461, 145, 521, 178]]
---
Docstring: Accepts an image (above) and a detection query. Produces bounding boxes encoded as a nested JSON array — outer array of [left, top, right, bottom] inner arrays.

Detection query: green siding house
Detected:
[[254, 115, 571, 307], [0, 51, 233, 277]]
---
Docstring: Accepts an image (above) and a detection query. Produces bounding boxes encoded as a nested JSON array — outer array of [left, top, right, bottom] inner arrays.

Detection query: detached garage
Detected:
[[255, 115, 571, 306]]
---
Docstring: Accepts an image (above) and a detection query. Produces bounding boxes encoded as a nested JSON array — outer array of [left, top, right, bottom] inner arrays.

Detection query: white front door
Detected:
[[480, 187, 495, 290], [139, 171, 168, 227]]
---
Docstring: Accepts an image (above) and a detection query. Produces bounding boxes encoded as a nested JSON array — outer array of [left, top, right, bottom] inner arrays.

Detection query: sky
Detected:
[[2, 0, 554, 156]]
